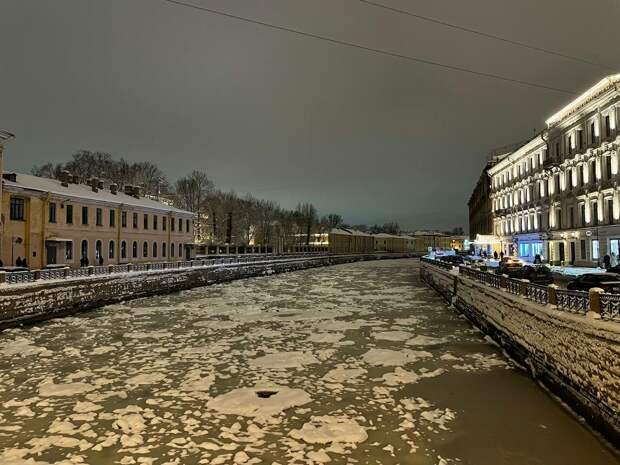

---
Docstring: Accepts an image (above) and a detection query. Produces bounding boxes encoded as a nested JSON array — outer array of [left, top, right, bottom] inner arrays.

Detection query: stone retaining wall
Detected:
[[421, 260, 620, 448], [0, 254, 409, 328]]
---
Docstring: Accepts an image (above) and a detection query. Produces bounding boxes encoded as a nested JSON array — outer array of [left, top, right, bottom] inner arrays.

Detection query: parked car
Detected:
[[512, 265, 554, 285], [566, 273, 620, 293], [440, 255, 464, 265], [494, 258, 524, 277]]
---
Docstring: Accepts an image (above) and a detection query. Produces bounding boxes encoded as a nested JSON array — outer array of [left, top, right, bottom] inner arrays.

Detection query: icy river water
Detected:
[[0, 259, 617, 465]]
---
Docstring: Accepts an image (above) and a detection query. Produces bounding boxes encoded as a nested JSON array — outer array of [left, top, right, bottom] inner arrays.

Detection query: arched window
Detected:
[[143, 241, 148, 258], [152, 242, 158, 258], [132, 241, 138, 258], [162, 242, 167, 257], [109, 240, 115, 259], [81, 240, 88, 259], [121, 241, 127, 259], [171, 243, 175, 258], [95, 240, 102, 260]]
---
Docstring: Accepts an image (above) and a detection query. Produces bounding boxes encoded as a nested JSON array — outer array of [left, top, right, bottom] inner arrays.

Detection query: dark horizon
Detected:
[[1, 0, 619, 230]]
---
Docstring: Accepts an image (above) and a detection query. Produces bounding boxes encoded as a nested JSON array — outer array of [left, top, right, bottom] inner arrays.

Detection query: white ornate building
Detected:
[[488, 74, 620, 266]]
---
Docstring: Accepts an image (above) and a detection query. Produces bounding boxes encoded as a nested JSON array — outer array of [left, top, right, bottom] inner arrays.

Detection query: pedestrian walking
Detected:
[[603, 254, 611, 270], [493, 251, 498, 260]]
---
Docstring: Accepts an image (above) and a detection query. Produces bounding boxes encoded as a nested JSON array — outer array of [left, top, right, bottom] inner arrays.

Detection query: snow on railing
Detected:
[[555, 289, 589, 314], [6, 271, 35, 284], [0, 253, 345, 287], [421, 257, 619, 321]]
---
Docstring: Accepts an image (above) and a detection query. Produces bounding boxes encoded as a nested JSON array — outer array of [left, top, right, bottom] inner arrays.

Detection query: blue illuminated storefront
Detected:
[[515, 233, 546, 263]]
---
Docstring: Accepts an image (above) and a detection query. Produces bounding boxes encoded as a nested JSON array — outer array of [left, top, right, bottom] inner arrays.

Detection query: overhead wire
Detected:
[[162, 0, 578, 94]]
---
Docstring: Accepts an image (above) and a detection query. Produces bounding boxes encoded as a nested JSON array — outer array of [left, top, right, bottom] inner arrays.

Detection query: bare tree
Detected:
[[295, 202, 317, 245]]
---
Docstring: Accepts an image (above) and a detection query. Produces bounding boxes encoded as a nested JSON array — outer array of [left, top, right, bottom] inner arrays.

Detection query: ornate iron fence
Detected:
[[556, 289, 589, 314], [67, 268, 89, 278], [525, 283, 549, 305], [40, 268, 67, 280], [1, 253, 342, 286], [110, 264, 129, 274], [505, 278, 521, 295], [599, 293, 620, 320], [6, 271, 35, 284], [483, 272, 501, 288]]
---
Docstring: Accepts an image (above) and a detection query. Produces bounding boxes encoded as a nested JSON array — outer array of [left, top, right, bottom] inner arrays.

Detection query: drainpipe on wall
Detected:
[[0, 131, 16, 266]]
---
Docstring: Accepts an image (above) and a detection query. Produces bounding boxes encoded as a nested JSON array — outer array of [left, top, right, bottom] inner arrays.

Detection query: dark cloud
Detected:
[[1, 0, 619, 230]]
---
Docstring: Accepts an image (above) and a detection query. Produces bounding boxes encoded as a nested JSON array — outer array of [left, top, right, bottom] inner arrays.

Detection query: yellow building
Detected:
[[412, 231, 465, 253], [328, 228, 375, 254], [373, 233, 410, 253], [0, 172, 195, 269]]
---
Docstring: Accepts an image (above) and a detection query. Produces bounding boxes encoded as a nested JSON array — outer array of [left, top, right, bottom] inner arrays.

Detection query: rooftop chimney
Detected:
[[110, 183, 118, 195], [59, 170, 71, 187], [90, 178, 99, 193], [132, 186, 142, 198], [97, 180, 104, 190], [124, 184, 134, 196]]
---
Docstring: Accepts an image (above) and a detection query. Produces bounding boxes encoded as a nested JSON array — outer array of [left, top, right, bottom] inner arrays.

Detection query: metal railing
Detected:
[[599, 293, 620, 320], [421, 257, 616, 320], [505, 278, 521, 295], [2, 252, 407, 287], [6, 271, 35, 284], [525, 283, 549, 305], [555, 289, 589, 314], [38, 268, 66, 281]]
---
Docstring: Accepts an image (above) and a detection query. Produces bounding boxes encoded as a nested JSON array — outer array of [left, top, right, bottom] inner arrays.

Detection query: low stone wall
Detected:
[[421, 260, 620, 447], [0, 254, 410, 329]]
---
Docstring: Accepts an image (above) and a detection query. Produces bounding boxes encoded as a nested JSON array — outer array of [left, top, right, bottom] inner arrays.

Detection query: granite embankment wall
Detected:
[[0, 253, 411, 328], [421, 261, 620, 448]]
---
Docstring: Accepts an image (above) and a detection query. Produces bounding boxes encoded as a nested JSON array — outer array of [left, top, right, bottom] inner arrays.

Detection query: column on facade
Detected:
[[585, 198, 591, 224], [549, 204, 555, 228], [614, 187, 620, 222], [596, 155, 602, 180], [598, 192, 604, 223], [611, 148, 619, 176]]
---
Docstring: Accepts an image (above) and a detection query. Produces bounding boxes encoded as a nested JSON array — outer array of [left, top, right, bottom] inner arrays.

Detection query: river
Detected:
[[0, 259, 617, 465]]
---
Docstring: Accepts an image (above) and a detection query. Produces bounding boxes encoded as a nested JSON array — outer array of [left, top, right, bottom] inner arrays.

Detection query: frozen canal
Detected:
[[0, 259, 617, 465]]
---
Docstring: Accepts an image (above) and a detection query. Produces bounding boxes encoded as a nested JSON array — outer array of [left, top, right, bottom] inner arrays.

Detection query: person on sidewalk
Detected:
[[603, 254, 611, 270]]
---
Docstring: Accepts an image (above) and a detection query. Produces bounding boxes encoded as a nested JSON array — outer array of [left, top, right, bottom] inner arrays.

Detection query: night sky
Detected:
[[1, 0, 619, 230]]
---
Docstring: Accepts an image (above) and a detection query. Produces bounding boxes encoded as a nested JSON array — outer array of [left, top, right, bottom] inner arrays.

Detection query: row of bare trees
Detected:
[[32, 152, 345, 249], [32, 151, 170, 197], [173, 171, 343, 248]]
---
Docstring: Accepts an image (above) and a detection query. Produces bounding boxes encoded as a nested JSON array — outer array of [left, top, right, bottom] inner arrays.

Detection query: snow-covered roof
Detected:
[[373, 233, 404, 239], [2, 172, 194, 216], [412, 230, 447, 237], [330, 228, 373, 237]]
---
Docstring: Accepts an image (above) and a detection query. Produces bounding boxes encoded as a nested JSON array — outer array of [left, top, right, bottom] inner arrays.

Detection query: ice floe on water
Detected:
[[0, 259, 520, 465], [207, 385, 312, 418]]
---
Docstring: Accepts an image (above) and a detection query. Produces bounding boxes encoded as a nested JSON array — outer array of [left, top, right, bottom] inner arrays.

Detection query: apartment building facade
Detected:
[[488, 74, 620, 266], [0, 171, 195, 269]]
